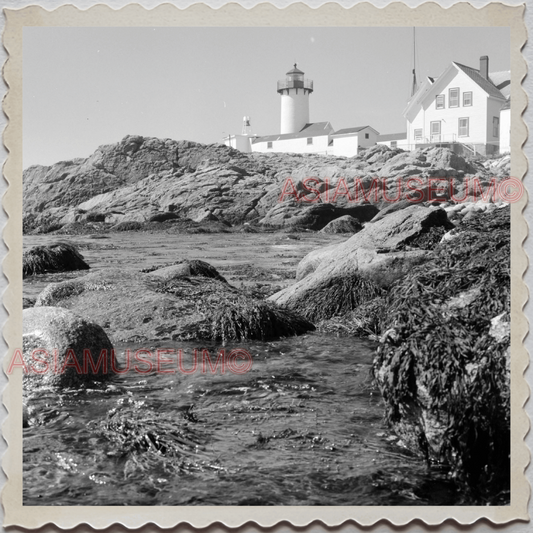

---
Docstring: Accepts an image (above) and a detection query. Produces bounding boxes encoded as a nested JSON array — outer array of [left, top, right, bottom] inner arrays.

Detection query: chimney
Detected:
[[480, 55, 489, 80]]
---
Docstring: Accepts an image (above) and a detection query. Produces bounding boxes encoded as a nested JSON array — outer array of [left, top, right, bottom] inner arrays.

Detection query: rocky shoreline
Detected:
[[22, 137, 511, 504]]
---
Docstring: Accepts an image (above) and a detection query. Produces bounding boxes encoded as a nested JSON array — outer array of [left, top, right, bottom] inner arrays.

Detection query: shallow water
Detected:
[[23, 232, 456, 506]]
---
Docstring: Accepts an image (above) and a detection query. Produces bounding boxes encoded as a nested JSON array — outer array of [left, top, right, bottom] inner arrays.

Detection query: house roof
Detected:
[[501, 98, 511, 111], [332, 126, 380, 136], [252, 122, 334, 144], [403, 61, 508, 118], [453, 62, 507, 99], [333, 126, 369, 135], [377, 132, 407, 142]]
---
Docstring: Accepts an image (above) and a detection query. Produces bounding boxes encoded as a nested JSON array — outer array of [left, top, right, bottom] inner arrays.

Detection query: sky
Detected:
[[23, 26, 510, 168]]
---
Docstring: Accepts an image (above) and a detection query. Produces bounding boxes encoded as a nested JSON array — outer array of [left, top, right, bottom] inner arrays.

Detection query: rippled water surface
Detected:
[[23, 232, 456, 506]]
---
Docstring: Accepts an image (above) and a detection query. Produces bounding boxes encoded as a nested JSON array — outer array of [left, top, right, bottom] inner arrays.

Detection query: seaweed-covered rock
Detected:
[[35, 267, 314, 343], [269, 205, 453, 320], [22, 306, 115, 389], [23, 242, 90, 277], [373, 205, 511, 501], [145, 259, 227, 282], [320, 215, 363, 234]]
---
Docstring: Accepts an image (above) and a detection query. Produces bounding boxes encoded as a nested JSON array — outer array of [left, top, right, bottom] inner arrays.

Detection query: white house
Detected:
[[330, 126, 379, 157], [403, 56, 510, 155]]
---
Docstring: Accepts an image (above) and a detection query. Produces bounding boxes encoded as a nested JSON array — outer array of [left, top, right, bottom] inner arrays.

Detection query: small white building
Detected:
[[223, 116, 258, 153], [376, 132, 408, 150], [403, 56, 510, 155], [223, 133, 258, 153], [330, 126, 380, 157], [251, 122, 334, 154]]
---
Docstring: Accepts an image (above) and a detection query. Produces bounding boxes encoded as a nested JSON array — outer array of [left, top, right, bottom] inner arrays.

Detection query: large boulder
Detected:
[[23, 242, 90, 277], [35, 266, 314, 343], [22, 306, 115, 389], [269, 205, 453, 320]]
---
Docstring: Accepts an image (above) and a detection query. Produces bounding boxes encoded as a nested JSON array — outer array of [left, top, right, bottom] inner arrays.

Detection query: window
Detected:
[[463, 92, 473, 106], [365, 133, 370, 139], [458, 117, 469, 137], [430, 121, 441, 142], [449, 87, 459, 107], [436, 94, 445, 109], [493, 117, 500, 137], [267, 141, 273, 149], [391, 141, 398, 148], [307, 137, 313, 145], [414, 128, 423, 140]]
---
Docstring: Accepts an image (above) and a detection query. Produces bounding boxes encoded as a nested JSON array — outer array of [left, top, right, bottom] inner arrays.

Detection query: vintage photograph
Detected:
[[17, 21, 515, 510]]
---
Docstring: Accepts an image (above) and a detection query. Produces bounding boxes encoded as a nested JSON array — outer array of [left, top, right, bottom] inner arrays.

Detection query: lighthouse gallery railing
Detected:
[[277, 79, 314, 92]]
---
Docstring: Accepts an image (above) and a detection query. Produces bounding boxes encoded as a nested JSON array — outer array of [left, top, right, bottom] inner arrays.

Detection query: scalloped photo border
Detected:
[[1, 1, 529, 529]]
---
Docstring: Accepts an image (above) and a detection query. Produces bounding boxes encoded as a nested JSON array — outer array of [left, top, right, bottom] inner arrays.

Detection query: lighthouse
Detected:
[[277, 64, 314, 134]]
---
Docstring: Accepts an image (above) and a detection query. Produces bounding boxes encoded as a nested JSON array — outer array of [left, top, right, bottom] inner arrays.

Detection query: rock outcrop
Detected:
[[269, 205, 453, 321], [35, 266, 314, 343], [23, 135, 500, 234], [23, 306, 115, 389]]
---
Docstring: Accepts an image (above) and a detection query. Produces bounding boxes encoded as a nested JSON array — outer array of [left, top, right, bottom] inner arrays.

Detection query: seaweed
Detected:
[[23, 242, 90, 277], [157, 277, 315, 341], [286, 273, 384, 322], [374, 206, 510, 501]]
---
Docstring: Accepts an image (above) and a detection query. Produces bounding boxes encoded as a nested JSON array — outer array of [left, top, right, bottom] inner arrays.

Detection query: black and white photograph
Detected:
[[2, 1, 528, 528]]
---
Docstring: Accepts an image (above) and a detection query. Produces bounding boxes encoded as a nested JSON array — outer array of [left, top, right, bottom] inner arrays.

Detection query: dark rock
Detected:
[[23, 306, 115, 388], [148, 212, 180, 223], [23, 297, 36, 309], [23, 242, 90, 277], [261, 202, 378, 230]]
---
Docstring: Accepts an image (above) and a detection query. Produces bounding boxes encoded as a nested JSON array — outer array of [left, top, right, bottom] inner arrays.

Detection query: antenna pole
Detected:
[[411, 27, 418, 97]]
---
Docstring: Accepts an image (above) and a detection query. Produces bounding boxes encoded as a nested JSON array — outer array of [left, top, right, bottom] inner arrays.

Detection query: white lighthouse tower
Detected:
[[277, 64, 314, 134]]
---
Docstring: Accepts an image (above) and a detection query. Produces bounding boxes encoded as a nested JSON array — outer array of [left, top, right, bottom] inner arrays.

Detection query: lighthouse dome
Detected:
[[286, 64, 305, 76]]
